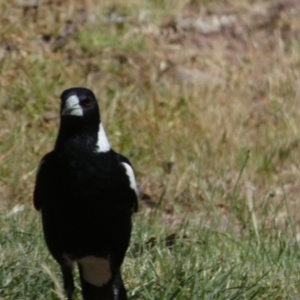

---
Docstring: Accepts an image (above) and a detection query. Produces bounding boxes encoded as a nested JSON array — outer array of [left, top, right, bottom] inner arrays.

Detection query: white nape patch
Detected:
[[77, 256, 111, 287], [122, 162, 138, 196], [95, 123, 110, 153], [62, 95, 83, 116]]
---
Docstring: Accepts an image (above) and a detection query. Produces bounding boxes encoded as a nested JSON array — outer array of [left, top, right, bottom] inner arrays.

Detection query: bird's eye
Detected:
[[82, 99, 93, 107]]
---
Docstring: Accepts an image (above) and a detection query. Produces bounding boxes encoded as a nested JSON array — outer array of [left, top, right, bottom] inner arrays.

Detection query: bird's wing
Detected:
[[33, 152, 54, 211], [116, 154, 139, 212]]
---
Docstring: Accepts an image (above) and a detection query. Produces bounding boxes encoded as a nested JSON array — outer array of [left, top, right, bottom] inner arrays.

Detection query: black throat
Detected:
[[55, 116, 99, 152]]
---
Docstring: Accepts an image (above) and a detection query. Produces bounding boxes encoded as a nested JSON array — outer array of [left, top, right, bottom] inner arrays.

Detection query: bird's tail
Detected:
[[78, 264, 128, 300]]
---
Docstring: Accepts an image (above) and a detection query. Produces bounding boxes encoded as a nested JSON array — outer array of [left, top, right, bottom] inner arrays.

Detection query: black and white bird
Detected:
[[33, 87, 138, 300]]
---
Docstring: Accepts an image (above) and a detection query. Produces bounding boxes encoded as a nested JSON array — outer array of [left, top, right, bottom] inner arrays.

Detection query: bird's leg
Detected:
[[61, 264, 74, 300], [113, 270, 128, 300]]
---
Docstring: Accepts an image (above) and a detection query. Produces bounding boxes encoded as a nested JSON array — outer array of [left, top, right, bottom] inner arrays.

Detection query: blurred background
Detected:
[[1, 0, 300, 299]]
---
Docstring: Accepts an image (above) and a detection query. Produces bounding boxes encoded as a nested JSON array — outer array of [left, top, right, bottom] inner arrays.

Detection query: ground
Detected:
[[1, 0, 300, 299]]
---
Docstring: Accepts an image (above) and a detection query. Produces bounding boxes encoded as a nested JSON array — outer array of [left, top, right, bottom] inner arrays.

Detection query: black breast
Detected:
[[41, 140, 133, 259]]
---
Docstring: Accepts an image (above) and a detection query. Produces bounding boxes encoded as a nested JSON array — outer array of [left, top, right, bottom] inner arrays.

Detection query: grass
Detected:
[[2, 208, 300, 299], [1, 0, 300, 298]]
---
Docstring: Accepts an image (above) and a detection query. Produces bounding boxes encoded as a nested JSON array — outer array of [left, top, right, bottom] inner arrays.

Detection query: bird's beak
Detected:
[[62, 95, 83, 117]]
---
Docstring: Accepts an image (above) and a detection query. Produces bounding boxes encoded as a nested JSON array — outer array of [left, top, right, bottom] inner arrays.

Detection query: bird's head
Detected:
[[60, 87, 100, 124], [57, 87, 110, 152]]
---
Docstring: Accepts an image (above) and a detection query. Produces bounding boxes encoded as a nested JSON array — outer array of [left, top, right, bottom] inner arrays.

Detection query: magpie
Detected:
[[33, 87, 138, 300]]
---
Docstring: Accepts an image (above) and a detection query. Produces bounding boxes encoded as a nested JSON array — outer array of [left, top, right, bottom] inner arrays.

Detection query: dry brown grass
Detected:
[[3, 1, 300, 299], [1, 0, 300, 234]]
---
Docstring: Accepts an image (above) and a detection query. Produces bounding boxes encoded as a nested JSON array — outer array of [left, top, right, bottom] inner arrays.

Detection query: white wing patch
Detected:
[[95, 123, 111, 153], [62, 95, 83, 116], [122, 162, 138, 196], [77, 256, 111, 287]]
